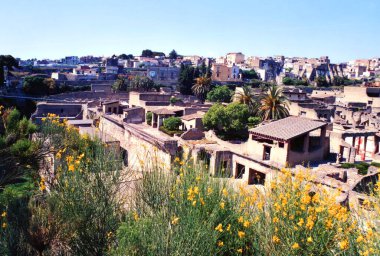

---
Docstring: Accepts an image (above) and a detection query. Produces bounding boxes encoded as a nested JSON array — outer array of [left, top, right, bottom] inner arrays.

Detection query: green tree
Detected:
[[202, 103, 228, 131], [256, 84, 289, 121], [192, 75, 212, 103], [169, 49, 178, 60], [163, 116, 182, 131], [234, 86, 258, 114], [112, 76, 129, 91], [206, 85, 233, 103], [129, 76, 154, 92], [315, 75, 329, 87], [203, 103, 249, 133], [241, 69, 259, 80], [225, 102, 249, 132], [43, 78, 56, 94], [248, 116, 261, 127], [282, 77, 308, 86], [118, 54, 133, 60], [178, 64, 199, 95], [23, 76, 55, 95], [141, 49, 153, 57], [282, 77, 294, 85], [0, 55, 18, 86], [332, 76, 344, 86]]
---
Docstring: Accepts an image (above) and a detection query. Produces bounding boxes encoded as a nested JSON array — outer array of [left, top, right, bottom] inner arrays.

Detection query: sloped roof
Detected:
[[181, 112, 205, 121], [151, 108, 176, 115], [249, 116, 326, 141]]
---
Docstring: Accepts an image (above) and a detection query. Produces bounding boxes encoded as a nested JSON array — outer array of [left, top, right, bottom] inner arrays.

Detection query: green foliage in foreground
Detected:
[[115, 167, 245, 255]]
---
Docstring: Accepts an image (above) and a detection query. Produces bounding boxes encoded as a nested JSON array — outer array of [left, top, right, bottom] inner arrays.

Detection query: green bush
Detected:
[[206, 85, 233, 103], [248, 116, 261, 127], [114, 167, 240, 255], [203, 103, 249, 135], [163, 116, 182, 131], [146, 112, 152, 125]]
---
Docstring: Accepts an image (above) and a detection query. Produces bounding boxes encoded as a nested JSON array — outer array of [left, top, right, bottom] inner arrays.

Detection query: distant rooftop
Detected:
[[249, 116, 326, 141]]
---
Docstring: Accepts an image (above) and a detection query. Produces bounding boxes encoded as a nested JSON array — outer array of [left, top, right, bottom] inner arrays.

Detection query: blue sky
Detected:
[[1, 0, 379, 62]]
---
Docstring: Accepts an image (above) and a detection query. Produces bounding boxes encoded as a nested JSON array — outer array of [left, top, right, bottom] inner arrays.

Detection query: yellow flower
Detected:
[[272, 235, 280, 243], [207, 187, 213, 195], [307, 237, 313, 243], [297, 218, 304, 227], [39, 183, 46, 191], [193, 186, 199, 194], [226, 224, 231, 231], [291, 243, 300, 249], [222, 188, 228, 196], [133, 212, 139, 221], [339, 240, 349, 250], [215, 223, 223, 232], [325, 219, 333, 229], [66, 155, 74, 163], [315, 206, 323, 213], [220, 202, 225, 209], [1, 211, 6, 218], [243, 220, 250, 228], [2, 222, 7, 229], [171, 216, 179, 225], [68, 164, 75, 172], [200, 197, 205, 206], [56, 152, 62, 159], [238, 216, 244, 223], [237, 248, 243, 253], [356, 235, 364, 243], [217, 240, 224, 247], [272, 217, 279, 223], [238, 231, 245, 239], [192, 200, 197, 206]]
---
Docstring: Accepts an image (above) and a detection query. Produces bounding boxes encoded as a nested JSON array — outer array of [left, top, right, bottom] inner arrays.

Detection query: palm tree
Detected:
[[233, 86, 258, 114], [192, 75, 212, 103], [256, 84, 289, 121]]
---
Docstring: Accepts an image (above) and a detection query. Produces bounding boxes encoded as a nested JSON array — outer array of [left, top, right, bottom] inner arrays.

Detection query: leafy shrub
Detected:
[[203, 103, 249, 135], [146, 112, 152, 125], [248, 116, 261, 127], [115, 166, 240, 255], [163, 117, 182, 131], [114, 163, 379, 255], [206, 85, 233, 103]]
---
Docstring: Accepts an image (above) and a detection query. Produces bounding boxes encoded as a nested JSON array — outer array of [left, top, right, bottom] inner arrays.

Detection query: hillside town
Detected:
[[2, 0, 380, 254], [2, 51, 379, 213]]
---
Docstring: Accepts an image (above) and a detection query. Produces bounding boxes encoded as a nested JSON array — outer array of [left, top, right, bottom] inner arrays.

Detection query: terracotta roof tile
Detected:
[[249, 116, 326, 141]]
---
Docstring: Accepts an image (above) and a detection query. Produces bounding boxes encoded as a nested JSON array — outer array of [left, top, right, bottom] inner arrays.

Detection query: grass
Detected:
[[159, 126, 184, 136], [340, 161, 380, 175]]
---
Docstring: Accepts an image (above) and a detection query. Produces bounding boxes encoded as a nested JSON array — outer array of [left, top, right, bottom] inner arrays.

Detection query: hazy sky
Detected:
[[1, 0, 379, 62]]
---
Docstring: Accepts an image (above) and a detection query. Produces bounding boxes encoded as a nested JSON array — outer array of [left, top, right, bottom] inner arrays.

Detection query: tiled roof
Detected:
[[249, 116, 326, 141], [151, 108, 177, 115], [181, 112, 205, 121]]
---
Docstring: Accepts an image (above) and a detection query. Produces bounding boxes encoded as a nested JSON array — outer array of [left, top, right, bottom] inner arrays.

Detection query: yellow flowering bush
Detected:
[[116, 164, 380, 255]]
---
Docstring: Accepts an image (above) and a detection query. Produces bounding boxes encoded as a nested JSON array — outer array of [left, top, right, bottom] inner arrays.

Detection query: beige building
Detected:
[[248, 117, 328, 167], [211, 63, 241, 82], [226, 52, 245, 66]]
